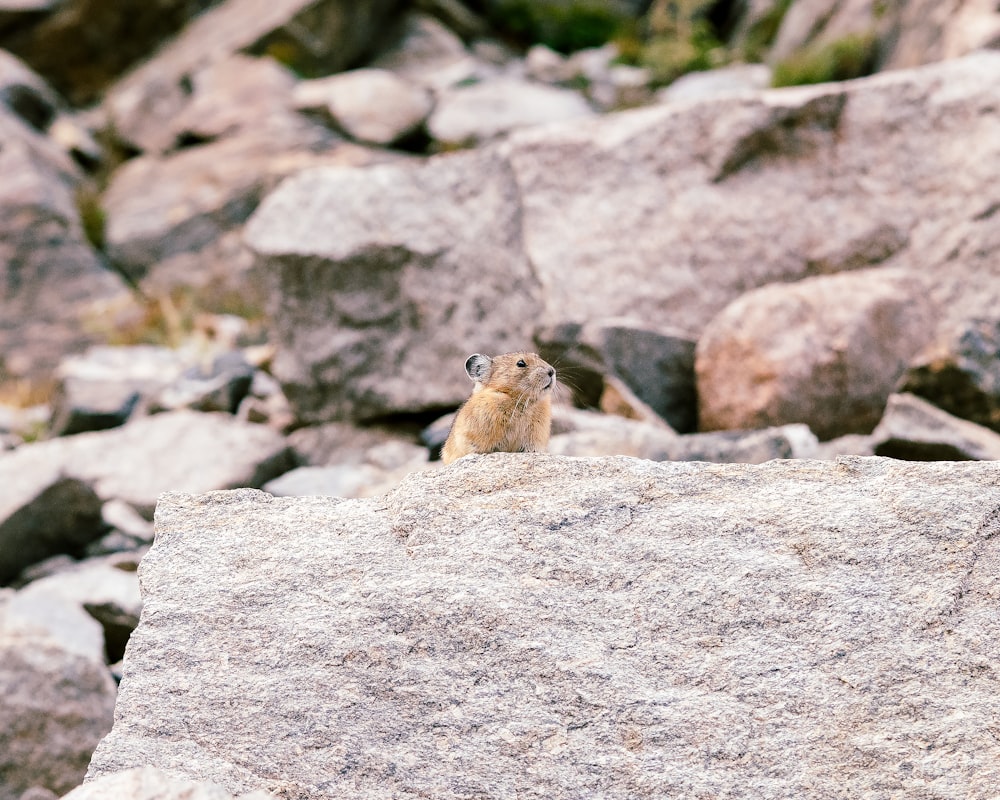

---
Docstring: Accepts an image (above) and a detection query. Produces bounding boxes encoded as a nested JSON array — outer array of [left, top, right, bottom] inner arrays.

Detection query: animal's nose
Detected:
[[547, 367, 555, 378]]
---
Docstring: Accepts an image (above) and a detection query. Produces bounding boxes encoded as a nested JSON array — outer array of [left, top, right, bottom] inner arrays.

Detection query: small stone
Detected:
[[293, 69, 432, 146]]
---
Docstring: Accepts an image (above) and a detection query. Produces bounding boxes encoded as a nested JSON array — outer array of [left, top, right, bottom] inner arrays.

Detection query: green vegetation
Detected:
[[616, 0, 726, 86], [740, 0, 793, 62], [83, 285, 266, 350], [75, 185, 106, 251], [488, 0, 631, 54], [772, 32, 878, 87]]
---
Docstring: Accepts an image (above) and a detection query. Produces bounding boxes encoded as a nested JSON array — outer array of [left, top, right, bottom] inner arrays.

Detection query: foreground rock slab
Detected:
[[89, 456, 1000, 798]]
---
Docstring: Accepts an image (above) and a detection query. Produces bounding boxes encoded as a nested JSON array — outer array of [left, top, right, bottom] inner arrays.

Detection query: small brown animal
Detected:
[[441, 352, 557, 464]]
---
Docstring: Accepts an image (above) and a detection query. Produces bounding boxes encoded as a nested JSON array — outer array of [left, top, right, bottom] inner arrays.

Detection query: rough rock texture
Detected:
[[244, 148, 543, 422], [0, 588, 116, 800], [898, 317, 1000, 434], [89, 456, 1000, 798], [103, 0, 402, 153], [0, 410, 296, 519], [696, 269, 932, 440], [871, 392, 1000, 461], [66, 767, 276, 800], [0, 452, 103, 585], [510, 52, 1000, 336], [249, 52, 1000, 424]]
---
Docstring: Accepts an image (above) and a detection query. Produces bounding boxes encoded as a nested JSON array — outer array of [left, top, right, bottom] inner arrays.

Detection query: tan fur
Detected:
[[441, 352, 556, 464]]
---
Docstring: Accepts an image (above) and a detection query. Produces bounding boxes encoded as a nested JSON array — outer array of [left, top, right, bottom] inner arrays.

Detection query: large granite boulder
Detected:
[[244, 148, 543, 423], [695, 268, 932, 440], [248, 51, 1000, 424], [88, 455, 1000, 797], [0, 54, 128, 380]]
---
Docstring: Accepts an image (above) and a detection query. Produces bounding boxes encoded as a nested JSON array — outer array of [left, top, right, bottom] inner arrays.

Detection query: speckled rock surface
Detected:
[[89, 455, 1000, 798]]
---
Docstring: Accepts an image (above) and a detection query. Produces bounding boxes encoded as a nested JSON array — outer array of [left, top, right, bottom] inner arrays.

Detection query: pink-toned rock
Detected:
[[696, 269, 932, 440]]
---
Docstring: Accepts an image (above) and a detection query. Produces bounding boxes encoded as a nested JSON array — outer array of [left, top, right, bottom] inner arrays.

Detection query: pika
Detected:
[[441, 352, 557, 464]]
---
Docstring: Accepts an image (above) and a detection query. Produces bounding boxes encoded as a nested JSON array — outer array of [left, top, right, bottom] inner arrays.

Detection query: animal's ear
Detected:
[[465, 354, 493, 382]]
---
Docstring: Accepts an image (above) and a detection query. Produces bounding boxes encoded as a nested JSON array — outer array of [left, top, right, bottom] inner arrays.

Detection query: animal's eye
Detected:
[[517, 359, 527, 368]]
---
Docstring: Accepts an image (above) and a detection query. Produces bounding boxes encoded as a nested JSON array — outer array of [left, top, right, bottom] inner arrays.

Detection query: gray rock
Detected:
[[885, 0, 1000, 70], [871, 393, 1000, 461], [371, 12, 477, 91], [0, 410, 297, 519], [268, 432, 429, 497], [101, 127, 346, 282], [535, 319, 697, 433], [503, 51, 1000, 340], [89, 457, 1000, 797], [547, 411, 680, 458], [657, 63, 772, 104], [898, 317, 1000, 434], [696, 269, 932, 440], [102, 0, 404, 153], [17, 559, 142, 663], [263, 463, 409, 499], [50, 346, 187, 437], [548, 409, 817, 463], [0, 589, 116, 800], [290, 422, 442, 469], [151, 351, 255, 415], [65, 767, 277, 800], [427, 77, 594, 146], [0, 448, 103, 585], [769, 0, 1000, 73], [248, 51, 1000, 427], [244, 149, 542, 423], [812, 432, 876, 459], [668, 423, 819, 463], [168, 54, 302, 148], [0, 84, 129, 381], [293, 68, 433, 146]]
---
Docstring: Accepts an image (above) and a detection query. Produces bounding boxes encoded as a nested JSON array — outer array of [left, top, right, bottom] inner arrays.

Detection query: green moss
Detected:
[[740, 0, 793, 62], [489, 0, 631, 53], [630, 0, 725, 85], [75, 186, 106, 251], [772, 32, 878, 87]]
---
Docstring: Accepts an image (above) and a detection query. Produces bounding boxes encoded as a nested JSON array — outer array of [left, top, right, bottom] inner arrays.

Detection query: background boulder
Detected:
[[695, 269, 932, 439]]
